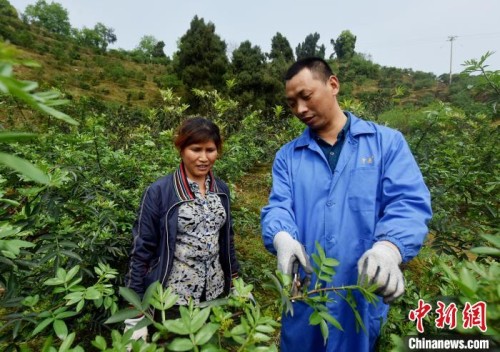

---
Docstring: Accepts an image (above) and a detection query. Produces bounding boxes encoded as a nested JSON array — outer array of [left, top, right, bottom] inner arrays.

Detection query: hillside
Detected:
[[13, 44, 166, 106], [0, 0, 453, 116], [1, 2, 167, 108], [2, 0, 493, 125]]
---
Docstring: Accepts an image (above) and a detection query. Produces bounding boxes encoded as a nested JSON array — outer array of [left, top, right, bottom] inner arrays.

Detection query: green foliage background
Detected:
[[0, 0, 499, 350]]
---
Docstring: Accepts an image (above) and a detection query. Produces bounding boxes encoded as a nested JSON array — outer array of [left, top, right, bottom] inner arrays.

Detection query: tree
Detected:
[[23, 0, 71, 36], [230, 40, 268, 109], [0, 0, 18, 18], [74, 22, 116, 52], [93, 22, 117, 51], [135, 35, 157, 57], [173, 16, 229, 109], [268, 32, 294, 62], [0, 0, 28, 45], [135, 35, 167, 59], [295, 32, 325, 60], [331, 30, 357, 60], [266, 33, 294, 109], [152, 40, 166, 58], [232, 41, 266, 74]]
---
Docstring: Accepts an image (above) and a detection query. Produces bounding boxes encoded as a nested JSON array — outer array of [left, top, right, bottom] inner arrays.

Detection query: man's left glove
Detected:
[[357, 241, 404, 303]]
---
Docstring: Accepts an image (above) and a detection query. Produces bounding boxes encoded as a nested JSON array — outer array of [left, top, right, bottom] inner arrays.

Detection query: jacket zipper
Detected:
[[161, 199, 190, 287], [216, 191, 232, 286], [160, 191, 232, 290]]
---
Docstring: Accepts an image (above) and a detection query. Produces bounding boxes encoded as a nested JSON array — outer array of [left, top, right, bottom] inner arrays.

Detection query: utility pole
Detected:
[[448, 35, 457, 85]]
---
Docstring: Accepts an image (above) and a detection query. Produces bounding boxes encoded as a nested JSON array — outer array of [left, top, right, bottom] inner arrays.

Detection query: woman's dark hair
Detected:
[[284, 57, 334, 82], [174, 117, 222, 152]]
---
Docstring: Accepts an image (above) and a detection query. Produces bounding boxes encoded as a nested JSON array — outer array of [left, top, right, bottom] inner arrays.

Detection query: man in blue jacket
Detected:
[[261, 57, 432, 351]]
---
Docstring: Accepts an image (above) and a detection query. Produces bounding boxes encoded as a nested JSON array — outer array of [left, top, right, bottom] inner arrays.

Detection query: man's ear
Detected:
[[328, 75, 340, 95]]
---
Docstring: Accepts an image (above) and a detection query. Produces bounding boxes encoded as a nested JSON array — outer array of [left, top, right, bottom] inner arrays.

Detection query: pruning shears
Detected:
[[291, 260, 311, 300]]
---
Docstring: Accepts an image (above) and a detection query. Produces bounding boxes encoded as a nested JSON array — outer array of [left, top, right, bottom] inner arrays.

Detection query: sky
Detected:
[[7, 0, 500, 76]]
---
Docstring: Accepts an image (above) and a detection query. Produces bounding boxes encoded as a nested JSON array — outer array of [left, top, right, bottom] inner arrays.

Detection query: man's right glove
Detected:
[[357, 241, 404, 303], [124, 316, 148, 341], [273, 231, 313, 276]]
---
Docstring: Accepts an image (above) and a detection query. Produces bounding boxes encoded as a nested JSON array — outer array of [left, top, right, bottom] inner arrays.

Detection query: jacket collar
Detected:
[[295, 111, 375, 148], [173, 163, 219, 201]]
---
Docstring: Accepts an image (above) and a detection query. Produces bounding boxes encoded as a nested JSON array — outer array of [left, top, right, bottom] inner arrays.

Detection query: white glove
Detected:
[[273, 231, 313, 276], [357, 241, 404, 303], [124, 316, 148, 341]]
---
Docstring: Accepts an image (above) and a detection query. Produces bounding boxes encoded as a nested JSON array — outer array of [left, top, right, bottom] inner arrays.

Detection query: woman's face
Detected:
[[180, 140, 218, 183]]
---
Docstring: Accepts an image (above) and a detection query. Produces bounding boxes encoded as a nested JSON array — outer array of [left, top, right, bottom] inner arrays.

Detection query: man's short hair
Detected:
[[284, 57, 334, 82]]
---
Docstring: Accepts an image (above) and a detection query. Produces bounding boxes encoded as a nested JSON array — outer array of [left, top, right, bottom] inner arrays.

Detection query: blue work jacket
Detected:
[[261, 112, 432, 351]]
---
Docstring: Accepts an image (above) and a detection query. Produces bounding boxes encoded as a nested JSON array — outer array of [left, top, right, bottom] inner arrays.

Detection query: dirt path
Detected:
[[232, 163, 277, 302]]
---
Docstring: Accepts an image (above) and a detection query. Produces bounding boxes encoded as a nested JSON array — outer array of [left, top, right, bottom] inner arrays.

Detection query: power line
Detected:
[[448, 35, 457, 85], [358, 32, 500, 49]]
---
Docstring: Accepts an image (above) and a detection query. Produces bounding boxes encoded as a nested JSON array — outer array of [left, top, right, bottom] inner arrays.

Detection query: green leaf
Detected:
[[0, 152, 49, 184], [194, 323, 219, 345], [471, 247, 500, 256], [59, 332, 76, 351], [322, 258, 339, 267], [319, 319, 329, 345], [254, 332, 272, 342], [167, 337, 194, 351], [60, 250, 82, 261], [0, 227, 21, 239], [440, 263, 458, 281], [309, 311, 322, 325], [320, 265, 336, 276], [480, 234, 500, 248], [351, 306, 367, 334], [458, 266, 478, 295], [0, 132, 37, 143], [190, 307, 211, 333], [56, 311, 78, 320], [141, 281, 159, 310], [104, 308, 141, 324], [56, 267, 67, 280], [76, 299, 85, 312], [163, 291, 180, 310], [119, 287, 142, 309], [91, 336, 107, 350], [319, 311, 343, 331], [32, 317, 54, 336], [311, 253, 321, 267], [41, 335, 55, 352], [318, 274, 333, 283], [65, 266, 80, 283], [64, 291, 83, 304], [84, 287, 101, 300], [53, 319, 68, 340], [22, 295, 40, 307], [1, 239, 35, 257], [316, 241, 326, 260], [163, 319, 189, 335], [255, 324, 275, 333], [230, 324, 245, 335], [43, 277, 64, 286], [37, 103, 78, 125]]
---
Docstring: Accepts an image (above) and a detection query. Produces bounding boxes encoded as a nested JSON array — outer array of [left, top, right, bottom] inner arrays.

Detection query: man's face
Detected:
[[285, 68, 339, 132]]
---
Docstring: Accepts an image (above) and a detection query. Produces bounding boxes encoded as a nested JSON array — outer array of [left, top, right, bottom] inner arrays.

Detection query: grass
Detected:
[[231, 164, 279, 313]]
